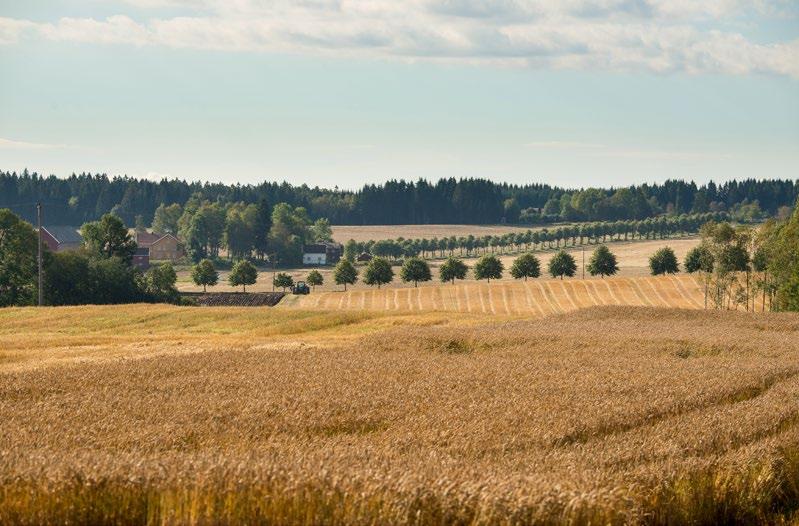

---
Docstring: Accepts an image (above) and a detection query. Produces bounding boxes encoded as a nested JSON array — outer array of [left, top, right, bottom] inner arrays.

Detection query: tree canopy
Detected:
[[0, 208, 38, 306], [4, 170, 794, 227], [333, 259, 358, 291], [364, 257, 394, 288], [400, 257, 432, 287], [229, 260, 258, 292], [510, 253, 541, 281], [191, 259, 218, 292], [439, 256, 468, 284], [273, 272, 294, 291], [80, 213, 137, 264], [306, 269, 324, 289], [474, 254, 503, 282], [649, 247, 679, 275], [548, 250, 577, 280], [587, 245, 619, 278]]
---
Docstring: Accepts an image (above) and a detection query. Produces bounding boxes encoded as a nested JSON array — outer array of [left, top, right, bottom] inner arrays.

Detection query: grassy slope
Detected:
[[1, 305, 798, 524]]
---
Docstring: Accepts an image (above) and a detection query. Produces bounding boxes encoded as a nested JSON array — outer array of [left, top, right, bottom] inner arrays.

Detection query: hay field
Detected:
[[1, 304, 799, 525], [280, 274, 706, 314]]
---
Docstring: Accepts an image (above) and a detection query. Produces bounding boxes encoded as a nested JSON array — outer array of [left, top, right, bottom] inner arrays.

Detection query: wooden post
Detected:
[[37, 202, 43, 306]]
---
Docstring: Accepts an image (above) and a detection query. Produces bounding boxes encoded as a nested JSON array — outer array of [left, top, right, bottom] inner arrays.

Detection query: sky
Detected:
[[0, 0, 797, 190]]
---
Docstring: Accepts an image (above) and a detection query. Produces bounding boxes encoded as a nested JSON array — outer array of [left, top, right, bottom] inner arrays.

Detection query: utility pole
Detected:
[[37, 202, 43, 306], [271, 254, 277, 292]]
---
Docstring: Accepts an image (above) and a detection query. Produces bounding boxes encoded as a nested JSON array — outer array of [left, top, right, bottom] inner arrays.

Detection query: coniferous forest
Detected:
[[1, 170, 796, 227]]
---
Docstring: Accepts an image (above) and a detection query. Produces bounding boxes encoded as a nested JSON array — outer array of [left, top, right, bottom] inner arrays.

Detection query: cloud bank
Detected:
[[1, 0, 797, 77]]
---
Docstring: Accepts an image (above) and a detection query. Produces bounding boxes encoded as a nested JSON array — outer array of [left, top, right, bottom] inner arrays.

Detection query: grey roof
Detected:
[[43, 226, 83, 245]]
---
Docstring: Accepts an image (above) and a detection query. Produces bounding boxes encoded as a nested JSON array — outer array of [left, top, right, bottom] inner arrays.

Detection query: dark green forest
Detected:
[[1, 170, 795, 227]]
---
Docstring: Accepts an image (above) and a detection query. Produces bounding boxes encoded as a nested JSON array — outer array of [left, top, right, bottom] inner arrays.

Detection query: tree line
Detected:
[[345, 212, 728, 262], [2, 169, 795, 227]]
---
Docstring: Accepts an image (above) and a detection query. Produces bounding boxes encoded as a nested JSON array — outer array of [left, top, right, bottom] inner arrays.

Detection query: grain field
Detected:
[[1, 305, 798, 525]]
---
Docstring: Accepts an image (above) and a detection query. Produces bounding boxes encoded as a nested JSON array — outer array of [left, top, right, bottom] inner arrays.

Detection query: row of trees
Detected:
[[3, 169, 796, 226], [325, 248, 613, 291], [343, 212, 728, 263], [0, 210, 179, 307]]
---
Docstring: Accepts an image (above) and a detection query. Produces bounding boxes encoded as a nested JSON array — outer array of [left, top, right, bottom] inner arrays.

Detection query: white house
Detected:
[[302, 242, 342, 266]]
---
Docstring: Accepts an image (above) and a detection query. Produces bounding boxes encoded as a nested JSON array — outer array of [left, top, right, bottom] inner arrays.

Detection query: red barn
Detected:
[[40, 226, 82, 252]]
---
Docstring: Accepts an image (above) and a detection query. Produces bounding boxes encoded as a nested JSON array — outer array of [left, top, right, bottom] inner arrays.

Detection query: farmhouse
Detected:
[[135, 232, 184, 262], [40, 226, 82, 252], [303, 242, 343, 266]]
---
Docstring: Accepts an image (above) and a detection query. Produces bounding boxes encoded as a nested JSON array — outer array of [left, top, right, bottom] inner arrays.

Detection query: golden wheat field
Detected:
[[1, 303, 798, 525]]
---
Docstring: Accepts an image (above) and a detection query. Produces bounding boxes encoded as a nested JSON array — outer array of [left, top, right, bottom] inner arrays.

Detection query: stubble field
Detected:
[[1, 303, 798, 525]]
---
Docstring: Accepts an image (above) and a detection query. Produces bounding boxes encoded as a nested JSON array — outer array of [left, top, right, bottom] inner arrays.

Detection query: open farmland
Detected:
[[280, 274, 707, 314], [178, 237, 702, 293], [331, 223, 540, 243], [1, 305, 798, 525]]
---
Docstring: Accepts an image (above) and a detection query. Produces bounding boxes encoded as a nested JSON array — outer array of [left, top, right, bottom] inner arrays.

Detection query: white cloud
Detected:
[[0, 137, 68, 150], [525, 141, 605, 148], [1, 1, 797, 77]]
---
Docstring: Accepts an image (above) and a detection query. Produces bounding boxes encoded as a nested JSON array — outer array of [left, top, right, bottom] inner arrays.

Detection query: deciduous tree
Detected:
[[548, 250, 577, 280], [439, 256, 468, 285], [400, 257, 431, 287], [229, 260, 258, 292], [333, 259, 358, 291], [364, 257, 394, 288], [510, 253, 541, 281], [191, 259, 218, 292], [474, 254, 503, 283], [649, 247, 679, 275], [588, 245, 619, 278]]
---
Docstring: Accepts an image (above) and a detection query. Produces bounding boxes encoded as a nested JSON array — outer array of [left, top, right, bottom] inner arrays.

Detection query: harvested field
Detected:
[[1, 305, 798, 525], [280, 274, 708, 314], [331, 223, 542, 243]]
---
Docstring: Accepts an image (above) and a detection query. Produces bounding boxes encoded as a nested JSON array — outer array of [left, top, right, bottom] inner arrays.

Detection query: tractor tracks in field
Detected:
[[553, 368, 799, 449]]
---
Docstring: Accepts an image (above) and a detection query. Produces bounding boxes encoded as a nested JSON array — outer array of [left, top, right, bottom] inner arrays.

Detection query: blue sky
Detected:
[[1, 1, 797, 189]]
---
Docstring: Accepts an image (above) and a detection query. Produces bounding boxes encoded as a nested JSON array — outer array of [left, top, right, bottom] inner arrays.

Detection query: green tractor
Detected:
[[291, 281, 310, 295]]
